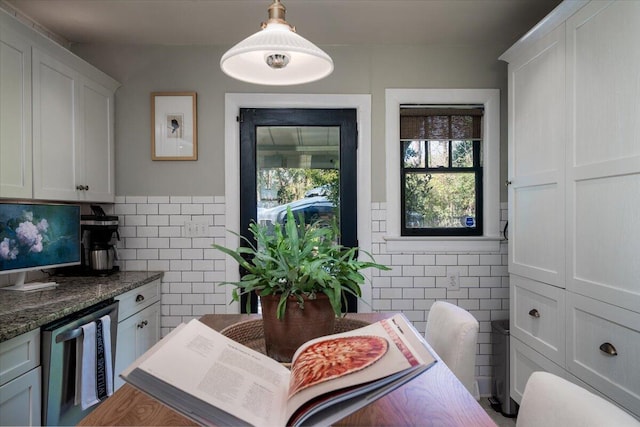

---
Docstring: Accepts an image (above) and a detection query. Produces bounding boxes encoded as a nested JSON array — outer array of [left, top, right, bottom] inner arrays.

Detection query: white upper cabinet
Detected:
[[1, 9, 118, 203], [81, 78, 115, 201], [565, 0, 640, 312], [0, 24, 32, 198], [32, 48, 116, 203], [32, 48, 79, 201]]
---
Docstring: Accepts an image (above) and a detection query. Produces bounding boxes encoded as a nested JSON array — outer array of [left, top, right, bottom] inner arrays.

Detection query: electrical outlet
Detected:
[[447, 271, 460, 291], [182, 221, 209, 237]]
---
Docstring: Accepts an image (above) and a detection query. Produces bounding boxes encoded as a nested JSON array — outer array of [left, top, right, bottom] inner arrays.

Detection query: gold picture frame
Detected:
[[151, 92, 197, 160]]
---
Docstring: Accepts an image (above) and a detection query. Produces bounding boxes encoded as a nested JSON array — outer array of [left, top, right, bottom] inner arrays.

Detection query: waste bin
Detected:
[[490, 319, 518, 417]]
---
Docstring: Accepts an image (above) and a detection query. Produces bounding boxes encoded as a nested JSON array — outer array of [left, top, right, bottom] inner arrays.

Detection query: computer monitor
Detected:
[[0, 202, 81, 291]]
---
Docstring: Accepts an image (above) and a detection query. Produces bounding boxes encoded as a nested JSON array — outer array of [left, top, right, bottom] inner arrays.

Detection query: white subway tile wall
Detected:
[[114, 196, 509, 391], [114, 196, 228, 336]]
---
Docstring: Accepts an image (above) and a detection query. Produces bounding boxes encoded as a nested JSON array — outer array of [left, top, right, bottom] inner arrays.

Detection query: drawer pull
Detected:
[[137, 320, 148, 329], [599, 342, 618, 356], [136, 294, 145, 303], [528, 308, 540, 318]]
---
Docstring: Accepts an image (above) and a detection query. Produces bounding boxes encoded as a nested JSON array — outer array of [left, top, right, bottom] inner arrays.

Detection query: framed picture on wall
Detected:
[[151, 92, 197, 160]]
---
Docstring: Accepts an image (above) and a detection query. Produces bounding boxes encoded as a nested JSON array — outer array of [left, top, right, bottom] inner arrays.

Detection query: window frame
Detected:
[[385, 89, 501, 252], [400, 107, 484, 236]]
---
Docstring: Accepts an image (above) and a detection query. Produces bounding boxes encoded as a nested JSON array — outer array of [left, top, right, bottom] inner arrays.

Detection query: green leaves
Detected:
[[212, 206, 389, 319]]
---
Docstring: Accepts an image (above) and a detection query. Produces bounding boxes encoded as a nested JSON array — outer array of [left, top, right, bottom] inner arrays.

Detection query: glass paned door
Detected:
[[239, 109, 358, 313]]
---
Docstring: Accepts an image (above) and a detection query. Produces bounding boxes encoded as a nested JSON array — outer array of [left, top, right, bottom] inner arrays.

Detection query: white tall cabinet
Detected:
[[0, 9, 118, 203], [502, 0, 640, 419]]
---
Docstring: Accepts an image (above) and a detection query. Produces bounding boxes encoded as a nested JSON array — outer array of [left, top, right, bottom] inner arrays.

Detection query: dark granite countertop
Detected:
[[0, 271, 163, 342]]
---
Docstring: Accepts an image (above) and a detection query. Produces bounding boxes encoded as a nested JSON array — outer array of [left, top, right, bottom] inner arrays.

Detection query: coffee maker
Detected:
[[81, 205, 119, 274]]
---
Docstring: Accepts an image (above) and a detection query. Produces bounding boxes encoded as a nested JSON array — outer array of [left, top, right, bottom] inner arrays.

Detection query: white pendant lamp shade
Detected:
[[220, 1, 333, 86]]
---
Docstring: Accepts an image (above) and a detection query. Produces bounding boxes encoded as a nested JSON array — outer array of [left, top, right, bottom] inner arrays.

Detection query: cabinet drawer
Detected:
[[510, 336, 566, 404], [567, 292, 640, 418], [0, 329, 40, 387], [511, 275, 565, 365], [116, 279, 160, 321], [511, 337, 599, 405]]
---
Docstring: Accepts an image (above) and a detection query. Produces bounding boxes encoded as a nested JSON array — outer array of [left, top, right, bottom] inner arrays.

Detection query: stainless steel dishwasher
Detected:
[[41, 299, 118, 426]]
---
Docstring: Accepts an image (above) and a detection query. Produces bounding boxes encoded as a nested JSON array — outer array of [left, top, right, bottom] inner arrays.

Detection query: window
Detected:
[[385, 89, 500, 253], [400, 106, 483, 236]]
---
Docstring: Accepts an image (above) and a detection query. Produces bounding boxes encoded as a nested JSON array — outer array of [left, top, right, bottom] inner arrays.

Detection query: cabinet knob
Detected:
[[599, 342, 618, 356], [137, 320, 148, 329], [505, 180, 513, 187], [135, 294, 145, 303], [528, 308, 540, 318], [85, 185, 89, 191], [76, 185, 85, 191]]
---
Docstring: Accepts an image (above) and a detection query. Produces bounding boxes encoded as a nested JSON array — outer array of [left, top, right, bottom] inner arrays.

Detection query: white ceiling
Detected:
[[3, 0, 562, 51]]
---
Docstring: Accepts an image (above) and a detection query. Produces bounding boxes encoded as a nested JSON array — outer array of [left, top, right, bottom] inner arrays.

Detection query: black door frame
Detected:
[[239, 108, 359, 313]]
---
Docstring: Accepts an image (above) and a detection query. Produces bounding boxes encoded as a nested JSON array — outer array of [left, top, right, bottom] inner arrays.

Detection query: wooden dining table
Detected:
[[78, 312, 497, 426]]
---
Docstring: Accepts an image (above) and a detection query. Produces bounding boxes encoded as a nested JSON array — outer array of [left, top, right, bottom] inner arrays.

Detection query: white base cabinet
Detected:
[[0, 329, 41, 426], [114, 280, 161, 391], [502, 0, 640, 419]]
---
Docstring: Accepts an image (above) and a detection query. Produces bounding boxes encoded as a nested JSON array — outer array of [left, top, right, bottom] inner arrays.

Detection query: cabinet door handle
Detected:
[[505, 180, 513, 187], [76, 185, 85, 191], [137, 320, 148, 329], [528, 308, 540, 318], [136, 294, 145, 303], [599, 342, 618, 356], [85, 185, 89, 191]]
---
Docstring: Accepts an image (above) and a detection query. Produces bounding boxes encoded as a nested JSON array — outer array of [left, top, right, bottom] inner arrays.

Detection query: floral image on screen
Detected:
[[0, 203, 80, 271]]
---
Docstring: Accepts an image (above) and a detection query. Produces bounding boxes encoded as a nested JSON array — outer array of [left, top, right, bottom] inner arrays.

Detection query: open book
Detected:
[[121, 314, 436, 427]]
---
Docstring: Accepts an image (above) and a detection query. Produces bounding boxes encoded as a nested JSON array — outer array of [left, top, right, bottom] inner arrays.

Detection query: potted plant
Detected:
[[213, 207, 389, 362]]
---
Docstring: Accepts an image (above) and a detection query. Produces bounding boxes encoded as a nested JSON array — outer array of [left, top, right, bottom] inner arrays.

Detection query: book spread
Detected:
[[121, 314, 436, 427]]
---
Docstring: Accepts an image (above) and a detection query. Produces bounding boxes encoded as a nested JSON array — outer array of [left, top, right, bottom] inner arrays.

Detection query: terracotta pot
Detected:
[[260, 293, 336, 362]]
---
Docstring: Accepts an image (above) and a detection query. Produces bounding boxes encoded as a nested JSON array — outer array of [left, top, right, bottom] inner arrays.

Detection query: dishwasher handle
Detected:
[[53, 301, 119, 344], [56, 327, 83, 344]]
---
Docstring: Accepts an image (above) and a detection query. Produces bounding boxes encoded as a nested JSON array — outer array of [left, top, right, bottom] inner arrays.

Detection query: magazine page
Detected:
[[284, 314, 435, 422], [126, 319, 291, 427]]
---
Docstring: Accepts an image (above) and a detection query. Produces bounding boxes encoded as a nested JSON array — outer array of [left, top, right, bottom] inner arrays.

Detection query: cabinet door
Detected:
[[0, 367, 41, 427], [0, 26, 32, 198], [507, 23, 566, 287], [32, 48, 81, 201], [565, 0, 640, 313], [114, 302, 160, 390], [135, 302, 160, 358], [79, 77, 115, 202]]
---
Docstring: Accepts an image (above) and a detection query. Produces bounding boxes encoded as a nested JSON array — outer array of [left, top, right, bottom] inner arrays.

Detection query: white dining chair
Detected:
[[424, 300, 479, 398], [517, 371, 640, 427]]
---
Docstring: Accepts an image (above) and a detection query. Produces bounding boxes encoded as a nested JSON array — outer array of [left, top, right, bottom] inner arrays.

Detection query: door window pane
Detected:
[[256, 126, 340, 231]]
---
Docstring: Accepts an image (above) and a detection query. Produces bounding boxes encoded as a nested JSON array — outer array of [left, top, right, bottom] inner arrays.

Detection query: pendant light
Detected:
[[220, 0, 333, 85]]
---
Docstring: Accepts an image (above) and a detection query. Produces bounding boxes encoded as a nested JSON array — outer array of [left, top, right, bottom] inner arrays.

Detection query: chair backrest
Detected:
[[425, 301, 479, 396], [517, 371, 640, 427]]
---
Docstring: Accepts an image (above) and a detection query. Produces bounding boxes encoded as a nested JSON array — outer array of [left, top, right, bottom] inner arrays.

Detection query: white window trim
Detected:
[[224, 93, 373, 312], [384, 88, 501, 253]]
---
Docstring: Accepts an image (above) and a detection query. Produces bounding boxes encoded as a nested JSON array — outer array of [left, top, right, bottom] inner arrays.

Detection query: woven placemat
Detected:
[[220, 317, 371, 356]]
